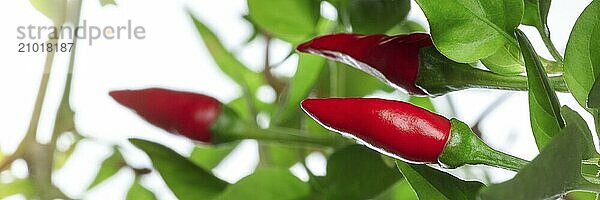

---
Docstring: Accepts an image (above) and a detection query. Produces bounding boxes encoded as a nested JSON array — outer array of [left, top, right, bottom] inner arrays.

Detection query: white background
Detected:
[[0, 0, 595, 199]]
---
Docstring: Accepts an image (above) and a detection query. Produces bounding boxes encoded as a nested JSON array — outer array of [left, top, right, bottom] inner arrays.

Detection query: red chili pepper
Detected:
[[301, 98, 449, 163], [301, 98, 528, 170], [110, 88, 221, 143], [297, 33, 432, 95]]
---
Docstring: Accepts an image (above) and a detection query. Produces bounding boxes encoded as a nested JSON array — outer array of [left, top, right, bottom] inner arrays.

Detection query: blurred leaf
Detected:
[[408, 96, 435, 112], [386, 20, 427, 35], [396, 161, 484, 200], [260, 143, 301, 168], [190, 143, 238, 170], [275, 54, 326, 125], [247, 0, 320, 44], [340, 0, 410, 34], [415, 0, 523, 63], [0, 179, 35, 199], [323, 145, 402, 199], [99, 0, 117, 6], [516, 30, 563, 150], [227, 97, 252, 122], [130, 139, 228, 200], [479, 107, 600, 200], [126, 178, 156, 200], [521, 0, 551, 29], [189, 12, 267, 111], [564, 0, 600, 109], [215, 168, 310, 200], [53, 135, 80, 170], [589, 77, 600, 108], [374, 179, 418, 200], [88, 148, 124, 189], [341, 63, 393, 97], [29, 0, 66, 24]]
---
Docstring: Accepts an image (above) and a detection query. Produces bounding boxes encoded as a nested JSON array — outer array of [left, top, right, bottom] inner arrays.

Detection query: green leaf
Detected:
[[88, 149, 124, 189], [340, 0, 411, 34], [374, 179, 418, 200], [408, 96, 436, 112], [479, 106, 599, 200], [275, 54, 325, 125], [126, 178, 156, 200], [247, 0, 320, 44], [0, 179, 35, 199], [386, 20, 427, 35], [564, 0, 600, 109], [99, 0, 117, 6], [588, 76, 600, 108], [214, 168, 310, 200], [29, 0, 66, 24], [396, 161, 484, 200], [190, 143, 238, 170], [340, 63, 393, 97], [130, 139, 228, 200], [522, 0, 551, 29], [189, 12, 267, 110], [257, 141, 302, 168], [323, 145, 402, 199], [481, 43, 525, 75], [415, 0, 523, 63], [516, 30, 564, 150]]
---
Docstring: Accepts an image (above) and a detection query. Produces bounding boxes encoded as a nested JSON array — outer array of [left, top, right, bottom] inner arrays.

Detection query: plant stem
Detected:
[[537, 27, 564, 64], [460, 68, 568, 92], [246, 126, 350, 147]]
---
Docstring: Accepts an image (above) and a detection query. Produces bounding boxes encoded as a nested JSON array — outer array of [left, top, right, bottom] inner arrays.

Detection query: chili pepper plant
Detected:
[[4, 0, 600, 199]]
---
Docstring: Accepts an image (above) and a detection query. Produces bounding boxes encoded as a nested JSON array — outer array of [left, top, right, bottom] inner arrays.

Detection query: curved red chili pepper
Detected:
[[297, 33, 432, 95], [110, 88, 221, 143], [301, 98, 450, 163]]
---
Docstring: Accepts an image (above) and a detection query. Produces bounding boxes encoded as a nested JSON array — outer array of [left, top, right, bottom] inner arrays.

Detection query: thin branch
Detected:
[[471, 93, 512, 138]]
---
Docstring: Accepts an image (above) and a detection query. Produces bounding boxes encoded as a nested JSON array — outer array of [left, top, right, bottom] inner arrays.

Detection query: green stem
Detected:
[[438, 119, 528, 172], [212, 107, 350, 147], [246, 126, 349, 147], [537, 27, 564, 64], [417, 47, 568, 96], [595, 111, 600, 145]]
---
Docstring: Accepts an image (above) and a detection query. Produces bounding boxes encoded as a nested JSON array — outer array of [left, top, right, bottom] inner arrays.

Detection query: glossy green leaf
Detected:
[[567, 191, 599, 200], [516, 30, 564, 150], [588, 76, 600, 108], [415, 0, 523, 63], [522, 0, 551, 29], [214, 168, 310, 200], [247, 0, 320, 44], [479, 106, 600, 200], [99, 0, 116, 6], [189, 12, 267, 109], [323, 145, 402, 199], [396, 161, 484, 200], [374, 179, 419, 200], [130, 139, 228, 200], [126, 179, 156, 200], [29, 0, 66, 24], [88, 149, 124, 189], [481, 43, 525, 75], [0, 179, 35, 199], [564, 0, 600, 109], [190, 143, 238, 170], [341, 0, 411, 34], [275, 54, 325, 125]]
